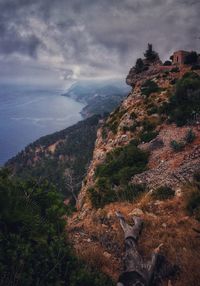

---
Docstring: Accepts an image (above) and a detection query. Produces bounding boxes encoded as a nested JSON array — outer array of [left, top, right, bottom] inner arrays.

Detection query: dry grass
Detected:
[[69, 189, 200, 285], [137, 191, 153, 211], [137, 197, 200, 286], [76, 244, 108, 269]]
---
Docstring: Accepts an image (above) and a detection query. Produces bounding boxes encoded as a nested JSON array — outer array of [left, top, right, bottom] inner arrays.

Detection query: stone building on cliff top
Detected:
[[171, 50, 190, 65], [171, 50, 200, 65]]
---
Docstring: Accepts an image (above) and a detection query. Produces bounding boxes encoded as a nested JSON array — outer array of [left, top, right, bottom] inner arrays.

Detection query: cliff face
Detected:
[[78, 65, 200, 209], [68, 62, 200, 285]]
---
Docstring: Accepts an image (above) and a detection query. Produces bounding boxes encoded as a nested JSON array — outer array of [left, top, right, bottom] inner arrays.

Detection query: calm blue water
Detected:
[[0, 84, 84, 165]]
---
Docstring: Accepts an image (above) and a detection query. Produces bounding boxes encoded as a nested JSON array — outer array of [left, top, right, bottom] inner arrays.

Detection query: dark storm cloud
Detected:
[[0, 24, 41, 57], [0, 0, 199, 83]]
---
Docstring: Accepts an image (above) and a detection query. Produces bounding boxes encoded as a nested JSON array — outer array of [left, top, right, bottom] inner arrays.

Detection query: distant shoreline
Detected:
[[0, 90, 84, 166]]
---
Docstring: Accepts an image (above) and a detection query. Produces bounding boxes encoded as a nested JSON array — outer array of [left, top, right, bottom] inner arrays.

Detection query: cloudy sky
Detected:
[[0, 0, 199, 87]]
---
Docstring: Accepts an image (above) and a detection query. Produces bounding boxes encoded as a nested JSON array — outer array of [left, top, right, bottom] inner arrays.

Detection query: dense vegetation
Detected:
[[105, 107, 127, 134], [186, 173, 200, 221], [6, 116, 101, 202], [184, 51, 198, 65], [144, 43, 159, 62], [141, 79, 160, 97], [0, 169, 113, 286], [151, 186, 175, 200], [88, 141, 149, 208], [164, 72, 200, 126], [134, 58, 148, 74]]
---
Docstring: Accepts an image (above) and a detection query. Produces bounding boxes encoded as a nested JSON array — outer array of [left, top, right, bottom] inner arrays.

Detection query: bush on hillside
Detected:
[[141, 80, 160, 97], [170, 140, 185, 152], [163, 60, 172, 66], [88, 184, 146, 209], [141, 131, 159, 143], [144, 43, 159, 62], [95, 143, 149, 186], [147, 105, 158, 115], [171, 67, 180, 73], [106, 108, 127, 134], [135, 58, 147, 73], [142, 118, 158, 131], [186, 176, 200, 221], [151, 186, 175, 200], [165, 72, 200, 126], [123, 123, 137, 133], [89, 142, 149, 208], [184, 129, 196, 143], [0, 169, 113, 286], [184, 51, 198, 65], [191, 64, 200, 70]]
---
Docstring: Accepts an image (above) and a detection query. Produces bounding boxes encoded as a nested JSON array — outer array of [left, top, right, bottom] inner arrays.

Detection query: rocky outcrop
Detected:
[[133, 125, 200, 190], [71, 60, 200, 286], [77, 65, 200, 209]]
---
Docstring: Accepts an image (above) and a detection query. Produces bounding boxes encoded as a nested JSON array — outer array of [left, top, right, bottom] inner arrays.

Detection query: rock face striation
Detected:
[[68, 56, 200, 286]]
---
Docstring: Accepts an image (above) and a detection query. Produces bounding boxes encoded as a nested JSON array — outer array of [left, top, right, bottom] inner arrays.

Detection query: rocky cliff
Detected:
[[68, 60, 200, 285]]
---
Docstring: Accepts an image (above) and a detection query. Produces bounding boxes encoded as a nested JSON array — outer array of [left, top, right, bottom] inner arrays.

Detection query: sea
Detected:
[[0, 84, 84, 166]]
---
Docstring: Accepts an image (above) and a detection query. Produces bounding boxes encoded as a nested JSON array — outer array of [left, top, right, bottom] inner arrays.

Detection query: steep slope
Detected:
[[6, 115, 102, 202], [68, 63, 200, 285], [78, 65, 200, 209]]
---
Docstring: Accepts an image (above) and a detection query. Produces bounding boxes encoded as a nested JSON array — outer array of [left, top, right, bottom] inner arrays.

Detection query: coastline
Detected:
[[0, 92, 85, 166]]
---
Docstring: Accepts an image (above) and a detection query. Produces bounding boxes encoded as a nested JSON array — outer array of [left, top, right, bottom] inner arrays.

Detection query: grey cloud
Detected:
[[0, 0, 199, 84]]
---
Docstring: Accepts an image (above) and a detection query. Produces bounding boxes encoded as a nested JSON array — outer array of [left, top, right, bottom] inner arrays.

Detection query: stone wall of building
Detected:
[[172, 50, 190, 65]]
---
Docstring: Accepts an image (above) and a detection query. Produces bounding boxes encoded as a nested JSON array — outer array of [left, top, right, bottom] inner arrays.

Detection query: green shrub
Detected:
[[184, 129, 196, 143], [184, 51, 198, 65], [185, 173, 200, 221], [130, 111, 137, 119], [191, 64, 200, 71], [144, 43, 159, 62], [106, 108, 126, 134], [152, 186, 175, 200], [141, 131, 159, 143], [141, 80, 160, 97], [0, 170, 113, 286], [186, 189, 200, 221], [163, 60, 172, 66], [88, 187, 102, 208], [170, 140, 185, 152], [102, 127, 107, 139], [129, 123, 137, 132], [89, 183, 146, 209], [135, 58, 146, 74], [90, 142, 149, 208], [171, 67, 180, 73], [170, 79, 177, 85], [129, 138, 140, 146], [193, 173, 200, 183], [117, 184, 146, 202], [95, 143, 149, 186], [142, 119, 157, 132], [165, 72, 200, 126], [147, 106, 158, 115], [123, 123, 137, 133]]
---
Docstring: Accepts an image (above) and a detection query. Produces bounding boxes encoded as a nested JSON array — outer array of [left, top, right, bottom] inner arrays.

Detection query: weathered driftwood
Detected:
[[116, 212, 163, 286]]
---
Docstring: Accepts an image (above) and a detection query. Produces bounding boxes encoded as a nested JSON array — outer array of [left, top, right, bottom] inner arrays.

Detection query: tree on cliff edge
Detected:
[[144, 43, 159, 62]]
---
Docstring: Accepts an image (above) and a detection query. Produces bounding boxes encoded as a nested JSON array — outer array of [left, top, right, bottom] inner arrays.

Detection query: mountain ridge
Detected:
[[62, 79, 130, 118]]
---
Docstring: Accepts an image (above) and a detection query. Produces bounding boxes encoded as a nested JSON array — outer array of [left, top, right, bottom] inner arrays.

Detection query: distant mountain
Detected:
[[62, 79, 130, 118]]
